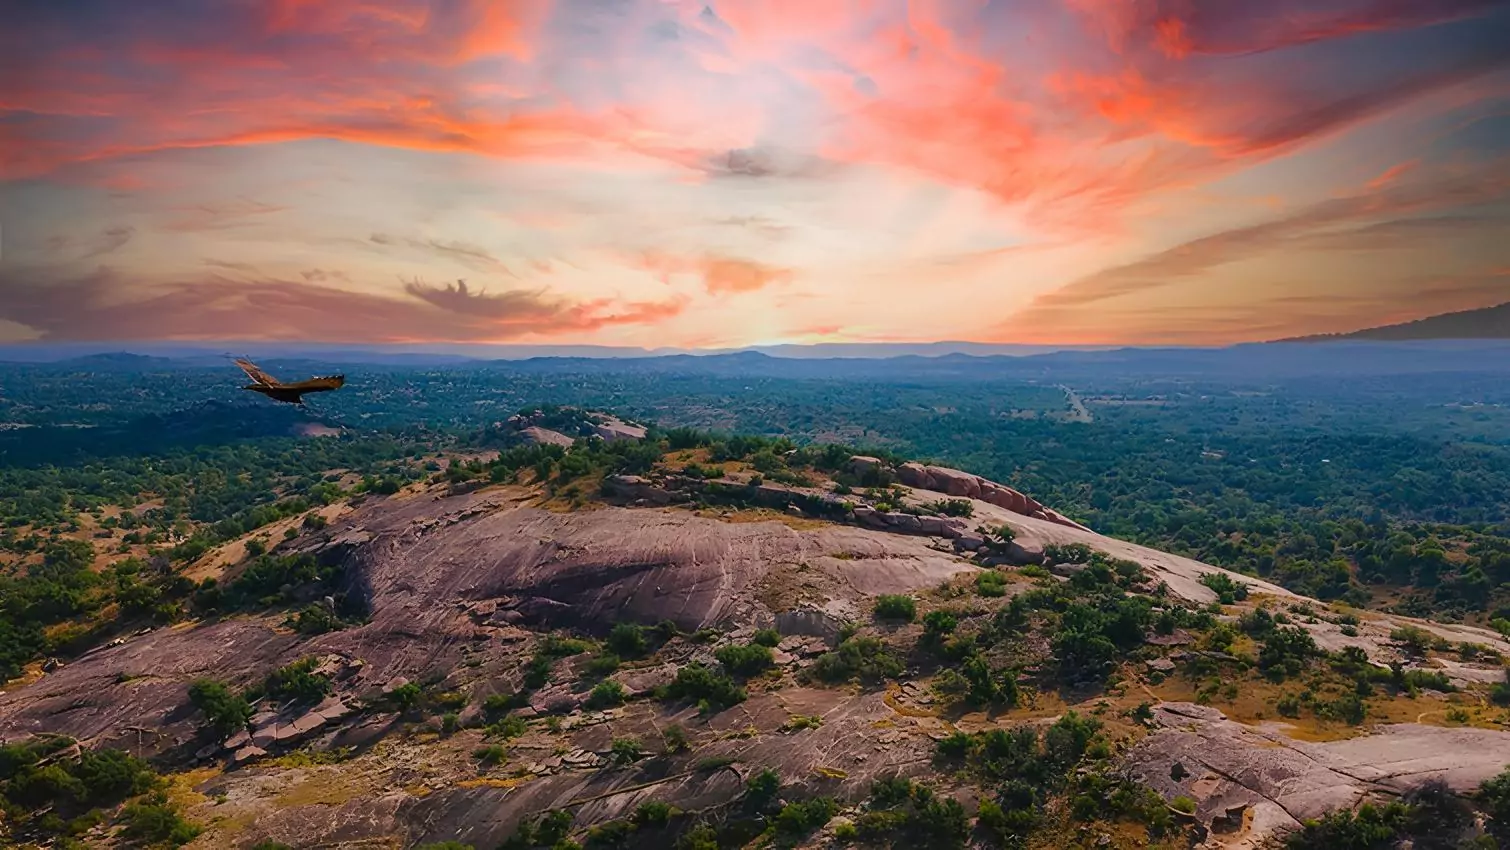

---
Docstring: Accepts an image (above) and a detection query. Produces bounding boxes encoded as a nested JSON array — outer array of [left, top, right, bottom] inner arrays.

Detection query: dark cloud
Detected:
[[1231, 49, 1510, 156], [1026, 161, 1510, 311], [403, 278, 563, 320], [0, 267, 686, 343], [1140, 0, 1509, 58], [300, 268, 351, 282], [163, 199, 286, 232], [369, 233, 515, 275], [204, 258, 258, 272], [79, 226, 134, 259], [697, 147, 841, 181]]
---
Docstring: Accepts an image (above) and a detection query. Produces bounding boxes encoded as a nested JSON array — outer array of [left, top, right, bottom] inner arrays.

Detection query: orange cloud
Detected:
[[5, 0, 1509, 347], [635, 252, 795, 295]]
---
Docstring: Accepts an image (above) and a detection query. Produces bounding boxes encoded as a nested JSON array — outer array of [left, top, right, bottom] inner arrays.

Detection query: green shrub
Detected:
[[774, 797, 836, 836], [120, 794, 201, 846], [746, 768, 781, 808], [976, 570, 1008, 597], [979, 524, 1018, 554], [632, 800, 677, 827], [873, 595, 916, 622], [610, 737, 642, 765], [473, 744, 507, 766], [586, 680, 628, 709], [922, 609, 958, 640], [662, 725, 689, 753], [482, 692, 522, 717], [583, 653, 621, 679], [1043, 542, 1093, 564], [606, 623, 650, 658], [485, 715, 528, 740], [752, 628, 781, 647], [936, 731, 972, 759], [715, 642, 774, 677], [1198, 573, 1250, 604], [1258, 626, 1319, 680], [781, 714, 823, 732], [662, 663, 746, 711], [810, 636, 904, 685], [187, 678, 252, 736], [539, 634, 593, 658], [261, 657, 331, 704], [929, 499, 974, 518]]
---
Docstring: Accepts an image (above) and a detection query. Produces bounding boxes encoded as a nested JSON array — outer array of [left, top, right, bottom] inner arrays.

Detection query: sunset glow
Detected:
[[3, 0, 1509, 347]]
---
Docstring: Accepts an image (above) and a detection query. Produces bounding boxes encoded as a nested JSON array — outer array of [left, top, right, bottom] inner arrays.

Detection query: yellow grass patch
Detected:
[[716, 508, 828, 530], [457, 775, 536, 790], [272, 769, 372, 808]]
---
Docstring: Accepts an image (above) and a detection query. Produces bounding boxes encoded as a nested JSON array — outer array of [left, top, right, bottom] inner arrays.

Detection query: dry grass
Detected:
[[715, 508, 828, 530], [457, 775, 537, 790], [160, 766, 221, 811], [271, 768, 374, 808]]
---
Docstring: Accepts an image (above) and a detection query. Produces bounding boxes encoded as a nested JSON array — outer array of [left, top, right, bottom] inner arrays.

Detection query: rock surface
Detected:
[[894, 461, 1090, 531], [517, 426, 575, 447], [1127, 702, 1510, 847], [6, 480, 1510, 849]]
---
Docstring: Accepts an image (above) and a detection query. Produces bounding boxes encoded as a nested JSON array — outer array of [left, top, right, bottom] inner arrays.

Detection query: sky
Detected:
[[2, 0, 1509, 348]]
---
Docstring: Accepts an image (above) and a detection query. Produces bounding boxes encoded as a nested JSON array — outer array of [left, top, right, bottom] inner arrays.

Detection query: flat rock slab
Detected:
[[1127, 702, 1510, 847]]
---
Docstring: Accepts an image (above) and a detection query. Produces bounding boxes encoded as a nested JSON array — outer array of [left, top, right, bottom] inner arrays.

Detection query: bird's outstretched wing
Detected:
[[234, 358, 280, 387], [282, 374, 345, 393]]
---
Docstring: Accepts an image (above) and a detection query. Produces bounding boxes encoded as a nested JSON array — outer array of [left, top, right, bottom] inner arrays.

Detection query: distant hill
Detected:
[[1284, 302, 1510, 342], [0, 340, 1115, 363]]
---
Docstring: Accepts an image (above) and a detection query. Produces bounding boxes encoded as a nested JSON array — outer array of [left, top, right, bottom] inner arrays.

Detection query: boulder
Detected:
[[884, 513, 923, 532], [603, 475, 676, 505], [776, 608, 846, 641], [612, 664, 678, 697], [1048, 562, 1087, 577], [999, 540, 1045, 566], [896, 463, 933, 489], [923, 466, 981, 499], [290, 711, 327, 735], [530, 686, 582, 715], [250, 722, 279, 748], [953, 534, 986, 552], [915, 516, 952, 537], [518, 426, 575, 447], [848, 456, 884, 477], [232, 745, 266, 765], [594, 419, 647, 442]]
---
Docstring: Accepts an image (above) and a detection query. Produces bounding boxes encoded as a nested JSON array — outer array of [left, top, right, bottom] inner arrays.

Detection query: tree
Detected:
[[187, 679, 252, 736]]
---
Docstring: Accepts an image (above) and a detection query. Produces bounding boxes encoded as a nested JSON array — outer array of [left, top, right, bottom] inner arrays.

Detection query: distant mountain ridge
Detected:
[[0, 340, 1117, 363], [1284, 302, 1510, 342]]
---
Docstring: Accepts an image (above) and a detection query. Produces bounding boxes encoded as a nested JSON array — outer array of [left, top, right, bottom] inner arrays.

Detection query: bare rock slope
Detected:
[[5, 458, 1510, 849]]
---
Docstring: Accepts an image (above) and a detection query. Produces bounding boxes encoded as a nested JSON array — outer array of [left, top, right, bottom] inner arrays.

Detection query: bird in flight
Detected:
[[233, 358, 345, 406]]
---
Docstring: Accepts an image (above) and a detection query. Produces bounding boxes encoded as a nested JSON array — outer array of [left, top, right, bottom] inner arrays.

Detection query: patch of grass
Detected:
[[781, 714, 823, 732]]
